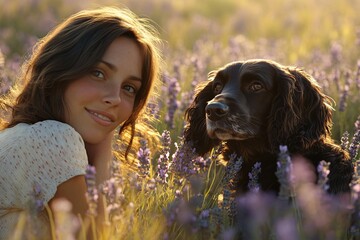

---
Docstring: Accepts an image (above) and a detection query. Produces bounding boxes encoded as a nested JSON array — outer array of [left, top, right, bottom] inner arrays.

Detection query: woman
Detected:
[[0, 6, 162, 238]]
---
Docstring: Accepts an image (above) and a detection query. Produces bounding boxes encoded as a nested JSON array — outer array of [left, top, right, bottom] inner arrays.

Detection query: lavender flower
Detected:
[[26, 183, 46, 237], [175, 189, 182, 198], [339, 70, 351, 112], [0, 49, 13, 95], [351, 164, 360, 237], [164, 197, 196, 230], [349, 129, 360, 161], [332, 68, 341, 92], [190, 57, 203, 88], [146, 101, 160, 120], [233, 192, 277, 239], [219, 228, 236, 240], [31, 183, 45, 214], [355, 115, 360, 131], [146, 178, 157, 191], [221, 188, 232, 211], [341, 131, 350, 150], [163, 74, 180, 129], [330, 41, 342, 66], [317, 160, 330, 191], [171, 140, 197, 178], [223, 153, 243, 187], [248, 162, 261, 192], [355, 60, 360, 90], [193, 156, 211, 173], [350, 195, 360, 238], [127, 172, 142, 191], [137, 138, 151, 178], [173, 60, 181, 82], [156, 130, 171, 184], [198, 209, 210, 228], [101, 177, 125, 222], [85, 165, 98, 217], [276, 145, 294, 200], [209, 206, 223, 235], [275, 217, 299, 240], [179, 57, 204, 111]]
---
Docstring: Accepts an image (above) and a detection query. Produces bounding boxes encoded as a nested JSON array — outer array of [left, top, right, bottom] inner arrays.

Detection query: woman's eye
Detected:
[[249, 82, 264, 92], [123, 85, 137, 95], [92, 70, 105, 79], [213, 82, 223, 94]]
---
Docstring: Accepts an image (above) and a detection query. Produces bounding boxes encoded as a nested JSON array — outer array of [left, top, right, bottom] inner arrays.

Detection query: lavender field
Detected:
[[1, 0, 360, 239]]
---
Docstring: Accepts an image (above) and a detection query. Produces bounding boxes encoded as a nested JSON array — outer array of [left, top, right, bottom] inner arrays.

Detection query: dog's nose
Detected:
[[206, 102, 229, 120]]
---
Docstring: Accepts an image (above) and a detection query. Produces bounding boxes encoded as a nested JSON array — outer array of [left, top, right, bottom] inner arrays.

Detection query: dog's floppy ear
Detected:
[[183, 71, 220, 155], [288, 68, 333, 144], [268, 65, 333, 151]]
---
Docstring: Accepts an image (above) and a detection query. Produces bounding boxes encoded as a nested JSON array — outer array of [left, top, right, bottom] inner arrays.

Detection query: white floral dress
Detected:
[[0, 120, 88, 238]]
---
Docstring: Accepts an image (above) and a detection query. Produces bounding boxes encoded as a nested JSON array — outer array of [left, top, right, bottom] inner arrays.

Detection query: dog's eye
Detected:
[[213, 82, 223, 94], [248, 82, 264, 92]]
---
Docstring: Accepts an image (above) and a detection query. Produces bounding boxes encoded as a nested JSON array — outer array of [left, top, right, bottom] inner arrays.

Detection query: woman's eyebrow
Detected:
[[99, 60, 142, 82], [99, 60, 117, 71]]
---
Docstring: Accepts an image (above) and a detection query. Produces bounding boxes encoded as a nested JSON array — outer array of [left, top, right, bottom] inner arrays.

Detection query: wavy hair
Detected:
[[1, 7, 163, 160]]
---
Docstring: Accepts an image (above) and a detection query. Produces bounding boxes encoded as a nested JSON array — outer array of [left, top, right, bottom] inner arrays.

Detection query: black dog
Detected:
[[184, 59, 353, 194]]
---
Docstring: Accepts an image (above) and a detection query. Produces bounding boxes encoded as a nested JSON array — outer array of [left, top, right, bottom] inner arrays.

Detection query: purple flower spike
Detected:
[[349, 129, 360, 161], [156, 130, 171, 184], [355, 60, 360, 90], [85, 165, 98, 217], [341, 131, 350, 150], [137, 138, 151, 178], [248, 162, 261, 192], [339, 70, 351, 112], [163, 74, 180, 129], [317, 160, 330, 191], [30, 182, 45, 214], [276, 145, 293, 200], [171, 141, 197, 178], [355, 115, 360, 131]]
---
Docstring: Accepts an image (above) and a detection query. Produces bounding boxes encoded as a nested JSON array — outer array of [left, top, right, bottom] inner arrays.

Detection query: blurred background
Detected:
[[1, 0, 360, 60]]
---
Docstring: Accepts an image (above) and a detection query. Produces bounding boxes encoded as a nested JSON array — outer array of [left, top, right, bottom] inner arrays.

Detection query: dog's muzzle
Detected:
[[205, 101, 229, 121]]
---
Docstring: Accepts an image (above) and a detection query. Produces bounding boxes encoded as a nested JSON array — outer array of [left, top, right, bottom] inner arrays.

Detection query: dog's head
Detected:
[[184, 59, 333, 155]]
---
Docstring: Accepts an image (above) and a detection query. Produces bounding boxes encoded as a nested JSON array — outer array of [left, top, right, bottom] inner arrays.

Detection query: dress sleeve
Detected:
[[23, 120, 88, 203]]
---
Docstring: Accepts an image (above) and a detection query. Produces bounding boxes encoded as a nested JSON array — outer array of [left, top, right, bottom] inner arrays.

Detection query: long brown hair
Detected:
[[1, 7, 162, 160]]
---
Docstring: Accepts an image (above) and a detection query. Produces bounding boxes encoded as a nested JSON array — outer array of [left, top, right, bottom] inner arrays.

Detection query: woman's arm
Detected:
[[49, 175, 88, 217]]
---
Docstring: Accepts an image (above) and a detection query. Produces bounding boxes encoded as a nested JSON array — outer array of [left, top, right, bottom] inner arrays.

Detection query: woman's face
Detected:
[[64, 37, 143, 144]]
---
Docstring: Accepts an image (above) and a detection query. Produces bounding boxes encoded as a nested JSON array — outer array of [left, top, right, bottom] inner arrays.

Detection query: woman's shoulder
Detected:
[[16, 120, 84, 145], [28, 120, 85, 153], [0, 120, 86, 160], [30, 120, 81, 138], [1, 120, 80, 137]]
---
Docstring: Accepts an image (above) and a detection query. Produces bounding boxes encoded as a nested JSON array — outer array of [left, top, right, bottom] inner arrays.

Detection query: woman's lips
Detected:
[[86, 108, 114, 126]]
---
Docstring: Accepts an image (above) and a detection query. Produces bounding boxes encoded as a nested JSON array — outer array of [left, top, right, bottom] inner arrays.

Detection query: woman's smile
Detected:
[[85, 108, 115, 126]]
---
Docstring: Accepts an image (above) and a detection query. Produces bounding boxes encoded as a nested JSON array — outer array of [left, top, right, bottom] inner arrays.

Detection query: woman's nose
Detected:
[[102, 85, 121, 105]]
